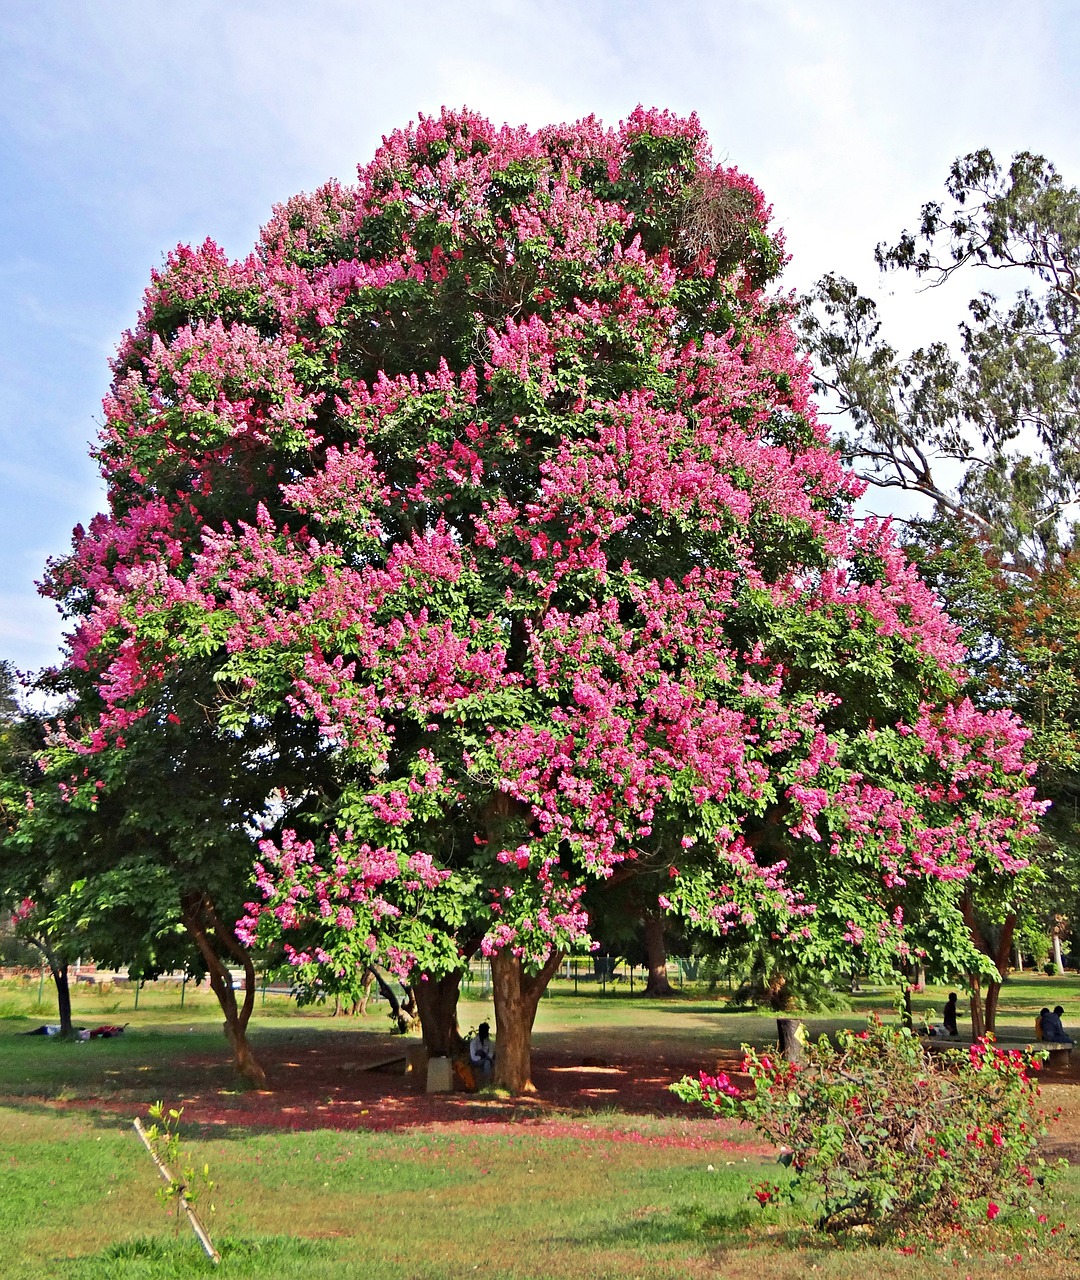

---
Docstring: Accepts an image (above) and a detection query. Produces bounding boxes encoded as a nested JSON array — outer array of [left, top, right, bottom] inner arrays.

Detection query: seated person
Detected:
[[1037, 1007, 1050, 1040], [1042, 1005, 1074, 1045], [469, 1021, 496, 1078]]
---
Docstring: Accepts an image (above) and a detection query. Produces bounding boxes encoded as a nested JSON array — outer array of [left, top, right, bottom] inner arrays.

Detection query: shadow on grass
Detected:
[[66, 1235, 333, 1279], [568, 1200, 833, 1260]]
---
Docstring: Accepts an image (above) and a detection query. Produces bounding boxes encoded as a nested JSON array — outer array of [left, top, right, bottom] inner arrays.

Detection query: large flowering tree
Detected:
[[35, 108, 1041, 1091]]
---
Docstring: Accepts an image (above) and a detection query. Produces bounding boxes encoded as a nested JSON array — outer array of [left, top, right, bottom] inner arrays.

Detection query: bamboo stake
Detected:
[[131, 1117, 219, 1264]]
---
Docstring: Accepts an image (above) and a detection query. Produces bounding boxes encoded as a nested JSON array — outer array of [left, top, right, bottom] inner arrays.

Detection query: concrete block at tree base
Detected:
[[426, 1056, 453, 1093], [406, 1044, 429, 1091]]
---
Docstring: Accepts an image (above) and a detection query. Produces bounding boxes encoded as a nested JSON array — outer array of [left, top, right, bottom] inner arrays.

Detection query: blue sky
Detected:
[[2, 0, 1078, 672]]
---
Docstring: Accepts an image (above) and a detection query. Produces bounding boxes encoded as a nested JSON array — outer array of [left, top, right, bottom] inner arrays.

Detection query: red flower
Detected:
[[986, 1202, 1000, 1221]]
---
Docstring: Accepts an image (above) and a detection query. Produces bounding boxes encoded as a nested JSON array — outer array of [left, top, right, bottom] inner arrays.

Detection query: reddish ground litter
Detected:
[[51, 1034, 755, 1136]]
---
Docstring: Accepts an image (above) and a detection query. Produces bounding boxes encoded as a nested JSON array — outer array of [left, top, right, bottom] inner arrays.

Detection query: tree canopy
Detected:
[[23, 112, 1044, 1090]]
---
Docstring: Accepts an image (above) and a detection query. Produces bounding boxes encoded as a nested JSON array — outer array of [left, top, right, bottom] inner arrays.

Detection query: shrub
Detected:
[[672, 1016, 1063, 1237]]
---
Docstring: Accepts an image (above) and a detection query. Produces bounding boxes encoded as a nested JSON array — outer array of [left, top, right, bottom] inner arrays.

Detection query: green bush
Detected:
[[673, 1016, 1064, 1238]]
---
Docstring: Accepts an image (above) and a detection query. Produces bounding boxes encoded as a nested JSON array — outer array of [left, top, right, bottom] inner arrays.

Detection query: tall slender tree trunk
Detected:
[[412, 971, 464, 1057], [642, 915, 674, 996], [984, 914, 1016, 1034], [490, 949, 563, 1094], [968, 975, 985, 1040], [51, 961, 72, 1037], [181, 892, 266, 1087], [1053, 934, 1065, 975]]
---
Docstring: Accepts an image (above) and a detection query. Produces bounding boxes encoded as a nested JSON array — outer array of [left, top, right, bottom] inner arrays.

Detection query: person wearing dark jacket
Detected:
[[1042, 1006, 1074, 1045], [942, 992, 959, 1037]]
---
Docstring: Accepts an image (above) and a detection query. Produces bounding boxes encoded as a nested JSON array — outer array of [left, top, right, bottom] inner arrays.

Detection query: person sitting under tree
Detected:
[[1042, 1005, 1075, 1045], [470, 1022, 495, 1080], [942, 992, 959, 1038]]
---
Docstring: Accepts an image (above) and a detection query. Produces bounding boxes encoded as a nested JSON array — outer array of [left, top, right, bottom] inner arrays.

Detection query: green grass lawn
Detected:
[[2, 974, 1080, 1278]]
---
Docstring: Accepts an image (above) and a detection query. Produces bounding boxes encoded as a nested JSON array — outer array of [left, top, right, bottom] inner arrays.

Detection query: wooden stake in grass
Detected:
[[132, 1114, 219, 1265]]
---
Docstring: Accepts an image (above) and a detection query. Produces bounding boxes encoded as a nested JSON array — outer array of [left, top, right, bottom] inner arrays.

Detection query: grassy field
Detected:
[[2, 973, 1080, 1278]]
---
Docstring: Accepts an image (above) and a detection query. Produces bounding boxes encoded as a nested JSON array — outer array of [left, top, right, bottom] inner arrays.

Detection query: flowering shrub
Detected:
[[673, 1017, 1062, 1236]]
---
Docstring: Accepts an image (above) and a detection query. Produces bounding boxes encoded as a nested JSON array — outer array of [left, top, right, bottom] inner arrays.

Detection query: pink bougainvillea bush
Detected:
[[36, 108, 1042, 1089]]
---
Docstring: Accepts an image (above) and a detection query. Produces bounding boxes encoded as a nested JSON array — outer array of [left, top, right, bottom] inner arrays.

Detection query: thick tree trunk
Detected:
[[412, 971, 464, 1057], [776, 1017, 805, 1063], [984, 914, 1016, 1035], [490, 949, 563, 1094], [181, 892, 266, 1087], [642, 915, 674, 996]]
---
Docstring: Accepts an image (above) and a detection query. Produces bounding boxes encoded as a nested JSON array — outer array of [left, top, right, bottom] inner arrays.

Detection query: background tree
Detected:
[[800, 151, 1080, 1011], [34, 114, 1042, 1093], [800, 150, 1080, 576]]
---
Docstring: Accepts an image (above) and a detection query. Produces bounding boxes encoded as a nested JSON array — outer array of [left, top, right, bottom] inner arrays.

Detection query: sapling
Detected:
[[133, 1102, 218, 1264]]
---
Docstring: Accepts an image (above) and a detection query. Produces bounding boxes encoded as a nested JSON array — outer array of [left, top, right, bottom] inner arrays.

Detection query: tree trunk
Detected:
[[960, 894, 1015, 1036], [366, 965, 414, 1033], [490, 949, 563, 1094], [985, 980, 1003, 1033], [356, 970, 375, 1016], [642, 915, 674, 996], [53, 962, 72, 1037], [412, 971, 464, 1057], [984, 914, 1016, 1035], [1015, 946, 1024, 972], [776, 1017, 805, 1064], [968, 976, 985, 1040], [181, 892, 266, 1088], [1053, 933, 1065, 974], [27, 936, 73, 1036]]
